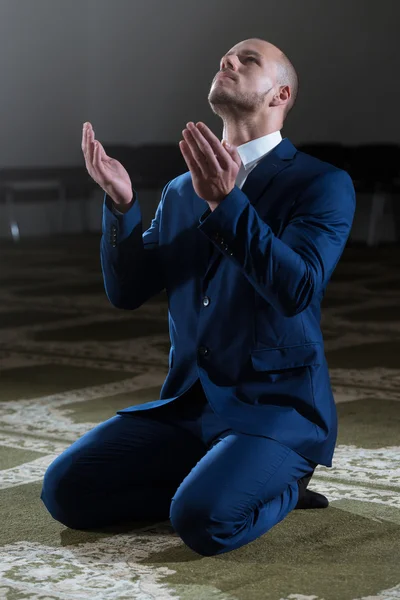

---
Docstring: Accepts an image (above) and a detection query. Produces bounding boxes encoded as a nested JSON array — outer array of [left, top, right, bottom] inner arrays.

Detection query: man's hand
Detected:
[[179, 122, 241, 211], [82, 122, 133, 207]]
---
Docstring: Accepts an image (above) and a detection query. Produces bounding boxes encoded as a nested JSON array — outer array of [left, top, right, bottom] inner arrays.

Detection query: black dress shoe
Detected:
[[294, 469, 329, 509], [295, 488, 329, 509]]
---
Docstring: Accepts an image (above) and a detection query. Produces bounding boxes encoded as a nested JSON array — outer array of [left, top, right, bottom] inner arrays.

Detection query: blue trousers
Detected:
[[41, 379, 317, 556]]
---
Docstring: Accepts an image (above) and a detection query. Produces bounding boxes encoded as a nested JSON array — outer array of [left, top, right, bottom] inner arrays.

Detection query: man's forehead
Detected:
[[227, 40, 273, 57]]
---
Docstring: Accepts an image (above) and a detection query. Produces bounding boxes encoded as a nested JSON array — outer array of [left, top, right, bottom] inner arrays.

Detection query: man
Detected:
[[41, 38, 355, 557]]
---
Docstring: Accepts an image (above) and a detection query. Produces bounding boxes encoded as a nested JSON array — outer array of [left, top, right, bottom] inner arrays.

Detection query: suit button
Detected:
[[198, 345, 209, 356], [202, 296, 210, 306]]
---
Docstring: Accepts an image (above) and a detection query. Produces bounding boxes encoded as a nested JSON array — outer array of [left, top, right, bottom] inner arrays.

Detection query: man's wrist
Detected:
[[112, 194, 134, 214]]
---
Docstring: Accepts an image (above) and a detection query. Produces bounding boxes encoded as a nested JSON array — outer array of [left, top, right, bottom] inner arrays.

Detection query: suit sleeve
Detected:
[[197, 170, 356, 317], [100, 182, 170, 310]]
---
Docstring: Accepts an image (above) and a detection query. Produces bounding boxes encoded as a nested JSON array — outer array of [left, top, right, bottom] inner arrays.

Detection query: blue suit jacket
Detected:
[[101, 137, 356, 467]]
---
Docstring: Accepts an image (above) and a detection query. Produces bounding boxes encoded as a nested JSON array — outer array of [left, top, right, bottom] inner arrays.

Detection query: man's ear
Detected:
[[270, 85, 290, 106]]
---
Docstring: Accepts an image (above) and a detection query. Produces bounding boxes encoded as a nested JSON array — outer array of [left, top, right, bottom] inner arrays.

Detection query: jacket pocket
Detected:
[[251, 342, 322, 372]]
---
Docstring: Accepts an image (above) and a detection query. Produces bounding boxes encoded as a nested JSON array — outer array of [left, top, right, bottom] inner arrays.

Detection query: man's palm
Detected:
[[82, 122, 133, 205]]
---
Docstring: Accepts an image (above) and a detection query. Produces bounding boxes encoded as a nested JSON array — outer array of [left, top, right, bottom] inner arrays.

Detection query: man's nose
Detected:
[[221, 55, 237, 71]]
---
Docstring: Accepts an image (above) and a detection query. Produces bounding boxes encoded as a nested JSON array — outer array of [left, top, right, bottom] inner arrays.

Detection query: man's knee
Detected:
[[41, 453, 86, 529], [169, 493, 233, 557]]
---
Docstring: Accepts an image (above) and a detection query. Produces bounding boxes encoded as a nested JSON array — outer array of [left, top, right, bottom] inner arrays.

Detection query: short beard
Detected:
[[207, 86, 272, 120]]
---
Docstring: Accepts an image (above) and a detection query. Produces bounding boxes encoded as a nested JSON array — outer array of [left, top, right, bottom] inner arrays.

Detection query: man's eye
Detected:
[[246, 57, 257, 62]]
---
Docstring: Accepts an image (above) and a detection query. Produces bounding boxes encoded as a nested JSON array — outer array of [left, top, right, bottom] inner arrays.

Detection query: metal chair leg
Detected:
[[367, 189, 386, 246], [5, 189, 20, 242]]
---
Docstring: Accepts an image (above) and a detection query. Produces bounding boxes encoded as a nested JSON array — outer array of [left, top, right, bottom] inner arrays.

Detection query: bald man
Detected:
[[42, 38, 355, 556], [208, 38, 297, 148]]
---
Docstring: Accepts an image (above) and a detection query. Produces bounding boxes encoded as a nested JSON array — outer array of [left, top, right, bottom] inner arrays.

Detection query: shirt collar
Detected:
[[235, 130, 283, 170]]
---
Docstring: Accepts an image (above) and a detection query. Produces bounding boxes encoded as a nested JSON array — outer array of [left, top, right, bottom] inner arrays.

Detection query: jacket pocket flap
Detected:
[[251, 343, 322, 371]]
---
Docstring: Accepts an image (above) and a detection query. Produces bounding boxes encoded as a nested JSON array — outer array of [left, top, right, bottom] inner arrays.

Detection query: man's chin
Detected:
[[208, 92, 232, 105]]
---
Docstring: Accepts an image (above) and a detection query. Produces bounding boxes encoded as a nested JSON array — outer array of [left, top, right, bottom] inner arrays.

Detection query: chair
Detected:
[[296, 143, 351, 171], [0, 167, 96, 241], [346, 144, 400, 246]]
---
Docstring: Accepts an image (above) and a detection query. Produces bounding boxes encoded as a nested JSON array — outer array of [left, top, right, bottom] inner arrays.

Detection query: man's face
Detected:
[[208, 40, 277, 117]]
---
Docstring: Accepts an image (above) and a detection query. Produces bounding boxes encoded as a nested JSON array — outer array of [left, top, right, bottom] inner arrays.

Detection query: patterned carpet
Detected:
[[0, 233, 399, 600]]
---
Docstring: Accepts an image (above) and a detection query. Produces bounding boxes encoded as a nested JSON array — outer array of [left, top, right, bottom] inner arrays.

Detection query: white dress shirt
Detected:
[[234, 130, 282, 189]]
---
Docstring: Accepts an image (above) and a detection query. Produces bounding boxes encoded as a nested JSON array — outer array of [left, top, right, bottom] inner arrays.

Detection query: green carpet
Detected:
[[0, 234, 399, 599]]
